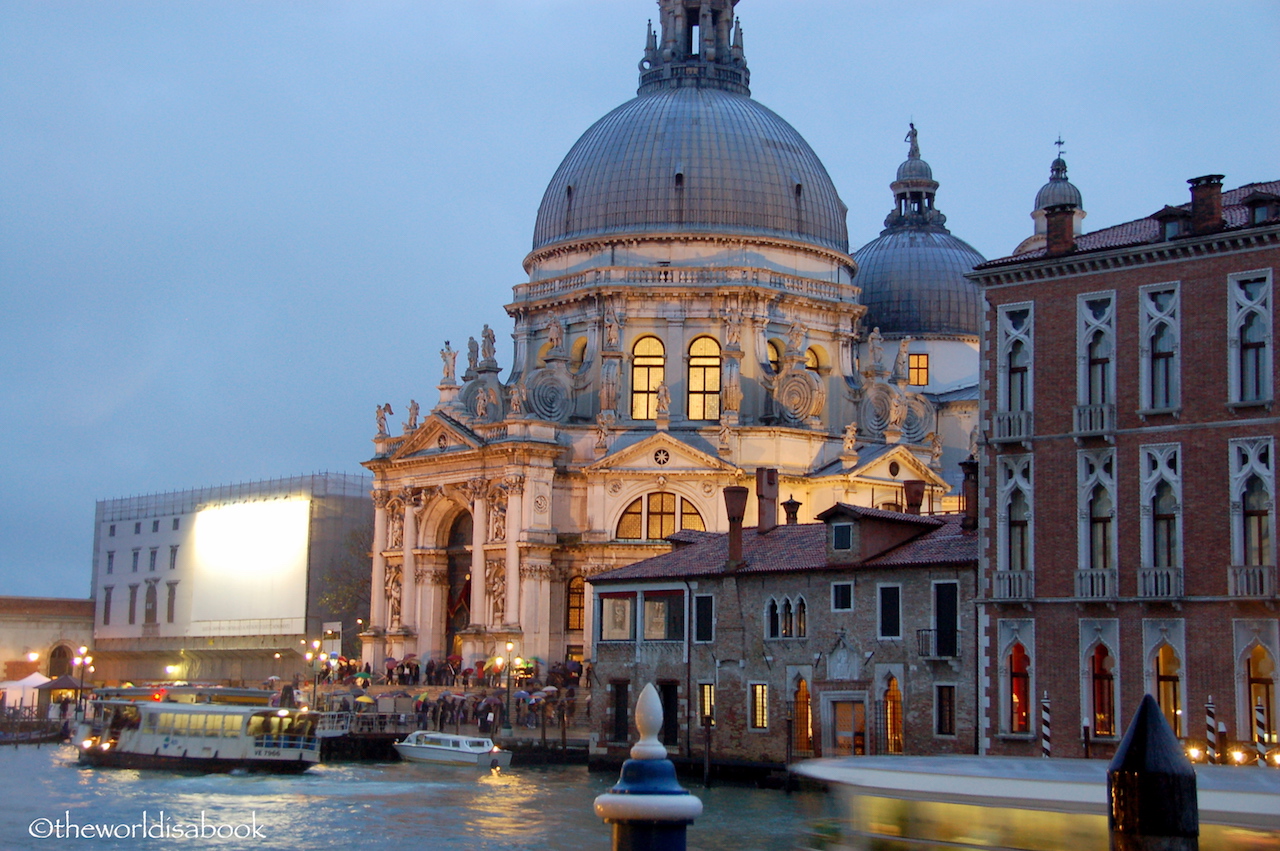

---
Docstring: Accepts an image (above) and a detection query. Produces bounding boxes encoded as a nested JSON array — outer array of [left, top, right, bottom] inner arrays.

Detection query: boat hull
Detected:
[[77, 747, 315, 774]]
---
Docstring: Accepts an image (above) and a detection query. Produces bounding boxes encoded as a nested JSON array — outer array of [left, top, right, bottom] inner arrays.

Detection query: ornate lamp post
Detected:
[[72, 646, 92, 717], [502, 641, 516, 736]]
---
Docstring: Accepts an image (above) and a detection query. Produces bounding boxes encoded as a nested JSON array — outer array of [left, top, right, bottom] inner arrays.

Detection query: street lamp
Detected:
[[502, 641, 516, 736], [72, 646, 92, 716]]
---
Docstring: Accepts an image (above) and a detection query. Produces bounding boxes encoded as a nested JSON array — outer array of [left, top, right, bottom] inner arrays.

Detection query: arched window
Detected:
[[1008, 643, 1030, 733], [804, 347, 819, 371], [631, 337, 665, 420], [1007, 340, 1029, 412], [687, 337, 721, 421], [615, 493, 705, 541], [445, 513, 473, 656], [1248, 645, 1276, 746], [795, 598, 807, 638], [47, 646, 71, 678], [1240, 308, 1267, 402], [793, 679, 812, 753], [565, 576, 585, 632], [1088, 483, 1113, 571], [766, 599, 780, 638], [1150, 322, 1175, 409], [767, 341, 781, 375], [1154, 644, 1182, 737], [1243, 475, 1271, 566], [1090, 645, 1116, 737], [1152, 481, 1178, 568], [781, 599, 794, 637], [1087, 329, 1111, 405], [1008, 489, 1030, 572], [883, 676, 903, 753]]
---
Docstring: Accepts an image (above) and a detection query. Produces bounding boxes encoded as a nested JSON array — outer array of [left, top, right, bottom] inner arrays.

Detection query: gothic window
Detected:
[[793, 679, 813, 752], [1078, 294, 1115, 406], [1154, 644, 1183, 737], [998, 455, 1033, 577], [1141, 444, 1182, 573], [1248, 644, 1276, 746], [766, 599, 779, 638], [630, 336, 665, 420], [1008, 642, 1031, 734], [1231, 437, 1275, 567], [1089, 644, 1116, 737], [1229, 271, 1272, 404], [1079, 450, 1116, 575], [764, 595, 808, 639], [614, 493, 705, 541], [687, 337, 721, 420], [1139, 284, 1180, 412], [47, 646, 71, 678], [997, 304, 1033, 413], [796, 597, 807, 637], [883, 675, 904, 753], [565, 576, 585, 632]]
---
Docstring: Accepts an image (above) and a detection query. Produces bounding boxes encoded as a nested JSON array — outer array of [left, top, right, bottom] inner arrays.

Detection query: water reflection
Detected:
[[2, 746, 823, 851]]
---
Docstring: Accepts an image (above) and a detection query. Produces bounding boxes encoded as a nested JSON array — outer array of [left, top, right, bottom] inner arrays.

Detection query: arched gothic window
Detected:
[[1090, 645, 1116, 737], [631, 337, 665, 420], [1008, 643, 1031, 733], [765, 596, 806, 639], [686, 337, 721, 421], [615, 493, 705, 541], [1243, 475, 1272, 567], [883, 676, 904, 753], [1154, 644, 1182, 737]]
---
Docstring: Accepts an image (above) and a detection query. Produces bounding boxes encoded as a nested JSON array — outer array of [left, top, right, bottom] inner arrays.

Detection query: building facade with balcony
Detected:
[[971, 175, 1279, 759], [586, 478, 978, 769]]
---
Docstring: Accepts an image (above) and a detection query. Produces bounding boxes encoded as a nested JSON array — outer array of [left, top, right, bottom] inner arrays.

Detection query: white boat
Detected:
[[393, 730, 512, 768], [76, 687, 319, 773]]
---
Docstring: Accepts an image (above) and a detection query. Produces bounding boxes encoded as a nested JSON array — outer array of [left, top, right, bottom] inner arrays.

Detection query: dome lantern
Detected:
[[639, 0, 749, 96], [885, 123, 945, 231]]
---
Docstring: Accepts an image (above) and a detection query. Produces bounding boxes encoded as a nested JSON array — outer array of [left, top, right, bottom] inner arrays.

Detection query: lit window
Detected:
[[630, 337, 665, 420], [1155, 644, 1182, 737], [687, 337, 721, 421], [1248, 645, 1276, 745], [615, 493, 704, 540], [565, 576, 585, 631], [908, 353, 929, 386], [1090, 645, 1115, 737], [883, 676, 903, 753], [749, 683, 769, 729], [767, 341, 781, 374], [1008, 643, 1030, 733], [804, 347, 819, 371]]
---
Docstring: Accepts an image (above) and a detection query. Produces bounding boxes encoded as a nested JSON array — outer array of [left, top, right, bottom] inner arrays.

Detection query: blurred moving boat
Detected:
[[393, 730, 512, 768]]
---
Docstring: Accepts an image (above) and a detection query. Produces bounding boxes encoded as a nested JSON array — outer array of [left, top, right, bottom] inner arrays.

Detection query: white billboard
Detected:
[[189, 498, 310, 631]]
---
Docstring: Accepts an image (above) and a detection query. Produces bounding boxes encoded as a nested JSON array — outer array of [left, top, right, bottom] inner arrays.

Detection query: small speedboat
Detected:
[[393, 731, 512, 768]]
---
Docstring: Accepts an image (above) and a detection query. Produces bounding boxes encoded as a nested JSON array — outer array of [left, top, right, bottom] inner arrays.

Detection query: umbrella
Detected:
[[352, 672, 371, 680], [447, 654, 463, 663], [402, 653, 418, 661], [355, 695, 375, 703], [513, 690, 530, 700], [264, 675, 281, 682], [479, 696, 503, 707], [540, 685, 558, 694]]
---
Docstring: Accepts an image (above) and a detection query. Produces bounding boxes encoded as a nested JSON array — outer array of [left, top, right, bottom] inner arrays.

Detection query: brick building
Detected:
[[587, 472, 978, 769], [970, 176, 1279, 758]]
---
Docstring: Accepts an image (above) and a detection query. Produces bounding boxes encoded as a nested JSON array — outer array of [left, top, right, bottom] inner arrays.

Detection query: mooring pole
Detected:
[[1040, 692, 1051, 757], [1204, 696, 1216, 764], [595, 683, 703, 851], [1108, 694, 1198, 851]]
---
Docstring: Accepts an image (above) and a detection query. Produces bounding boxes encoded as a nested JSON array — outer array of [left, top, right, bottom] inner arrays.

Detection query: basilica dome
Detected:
[[853, 126, 984, 336], [531, 12, 847, 255]]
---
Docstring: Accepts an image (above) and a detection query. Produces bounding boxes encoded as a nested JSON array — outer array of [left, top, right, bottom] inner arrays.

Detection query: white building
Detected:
[[361, 0, 984, 674], [90, 472, 371, 685]]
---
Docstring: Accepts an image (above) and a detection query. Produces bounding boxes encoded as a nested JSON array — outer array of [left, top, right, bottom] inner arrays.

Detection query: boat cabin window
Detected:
[[467, 740, 486, 748], [171, 713, 190, 735]]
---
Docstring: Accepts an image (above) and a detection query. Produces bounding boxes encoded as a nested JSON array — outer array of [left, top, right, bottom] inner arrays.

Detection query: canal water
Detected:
[[1, 744, 831, 850]]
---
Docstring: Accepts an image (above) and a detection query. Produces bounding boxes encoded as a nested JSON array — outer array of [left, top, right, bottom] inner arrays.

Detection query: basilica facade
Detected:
[[360, 0, 985, 672]]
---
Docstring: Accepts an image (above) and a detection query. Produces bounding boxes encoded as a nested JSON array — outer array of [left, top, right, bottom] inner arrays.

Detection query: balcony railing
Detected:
[[1073, 403, 1116, 437], [916, 629, 959, 659], [991, 410, 1033, 443], [1075, 568, 1117, 599], [992, 570, 1033, 600], [1137, 567, 1184, 599], [1229, 565, 1276, 598]]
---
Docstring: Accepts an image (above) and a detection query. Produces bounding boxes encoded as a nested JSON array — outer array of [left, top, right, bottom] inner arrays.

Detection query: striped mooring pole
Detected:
[[1256, 699, 1268, 762], [1205, 696, 1216, 764], [1041, 691, 1051, 758]]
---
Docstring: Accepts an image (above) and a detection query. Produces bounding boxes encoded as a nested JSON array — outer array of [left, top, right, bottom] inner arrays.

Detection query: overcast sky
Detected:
[[3, 1, 1277, 599]]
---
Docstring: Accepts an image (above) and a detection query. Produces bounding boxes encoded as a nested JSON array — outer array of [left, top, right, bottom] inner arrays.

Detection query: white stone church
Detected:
[[359, 0, 985, 673]]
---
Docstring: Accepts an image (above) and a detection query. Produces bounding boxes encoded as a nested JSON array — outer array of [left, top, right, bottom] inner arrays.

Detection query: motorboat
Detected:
[[393, 730, 512, 768], [75, 687, 319, 773]]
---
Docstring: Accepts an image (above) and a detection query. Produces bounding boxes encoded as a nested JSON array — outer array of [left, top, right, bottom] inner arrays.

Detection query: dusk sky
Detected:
[[3, 1, 1277, 598]]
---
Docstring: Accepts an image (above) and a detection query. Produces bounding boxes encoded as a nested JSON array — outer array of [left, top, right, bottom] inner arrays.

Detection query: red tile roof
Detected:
[[977, 180, 1280, 268], [590, 514, 976, 583]]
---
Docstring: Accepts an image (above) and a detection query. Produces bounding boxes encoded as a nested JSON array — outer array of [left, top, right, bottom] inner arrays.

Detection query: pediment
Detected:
[[390, 412, 483, 461], [584, 432, 740, 476], [851, 444, 948, 487]]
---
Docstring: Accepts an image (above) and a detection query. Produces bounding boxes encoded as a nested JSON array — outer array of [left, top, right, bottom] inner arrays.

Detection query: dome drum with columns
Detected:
[[360, 1, 978, 672]]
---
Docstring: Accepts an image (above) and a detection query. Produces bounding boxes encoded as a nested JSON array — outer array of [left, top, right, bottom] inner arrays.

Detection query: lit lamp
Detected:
[[72, 646, 92, 716], [502, 641, 516, 736]]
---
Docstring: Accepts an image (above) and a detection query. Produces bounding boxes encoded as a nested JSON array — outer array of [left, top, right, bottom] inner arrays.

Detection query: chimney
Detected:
[[1189, 174, 1225, 235], [1045, 204, 1077, 256], [960, 458, 979, 532], [724, 486, 749, 568], [756, 468, 779, 534], [903, 480, 925, 515], [782, 494, 801, 525]]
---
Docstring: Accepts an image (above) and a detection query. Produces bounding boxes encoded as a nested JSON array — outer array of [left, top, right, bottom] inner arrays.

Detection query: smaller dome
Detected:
[[897, 156, 933, 182], [1034, 156, 1083, 210]]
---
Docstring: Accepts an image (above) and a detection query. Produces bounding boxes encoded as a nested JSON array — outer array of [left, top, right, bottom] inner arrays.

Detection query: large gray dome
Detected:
[[531, 86, 849, 254], [853, 230, 984, 336]]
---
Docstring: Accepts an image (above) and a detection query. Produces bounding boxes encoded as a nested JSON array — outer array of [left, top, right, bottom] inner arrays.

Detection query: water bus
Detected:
[[76, 686, 319, 773]]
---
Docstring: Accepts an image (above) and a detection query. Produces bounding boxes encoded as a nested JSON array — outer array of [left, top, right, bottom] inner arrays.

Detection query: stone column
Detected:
[[419, 557, 449, 661], [504, 475, 524, 626], [370, 490, 389, 630], [469, 481, 488, 628], [520, 556, 555, 662], [400, 490, 418, 637]]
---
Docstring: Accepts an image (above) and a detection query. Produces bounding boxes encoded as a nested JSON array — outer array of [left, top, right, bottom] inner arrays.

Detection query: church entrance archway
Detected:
[[445, 512, 473, 658]]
